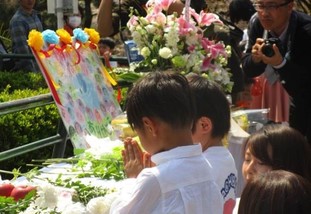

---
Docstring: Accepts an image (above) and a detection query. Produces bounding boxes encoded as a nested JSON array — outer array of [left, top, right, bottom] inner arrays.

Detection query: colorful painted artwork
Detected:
[[28, 28, 122, 148]]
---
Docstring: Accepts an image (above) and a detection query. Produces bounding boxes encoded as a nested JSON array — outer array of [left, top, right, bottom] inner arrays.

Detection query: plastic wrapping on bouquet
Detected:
[[124, 40, 144, 64]]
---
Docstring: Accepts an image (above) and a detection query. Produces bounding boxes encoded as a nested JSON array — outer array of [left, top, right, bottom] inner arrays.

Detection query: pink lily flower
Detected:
[[158, 0, 176, 11], [191, 9, 223, 27], [202, 56, 212, 70], [201, 37, 213, 52], [178, 16, 196, 36], [210, 43, 227, 58]]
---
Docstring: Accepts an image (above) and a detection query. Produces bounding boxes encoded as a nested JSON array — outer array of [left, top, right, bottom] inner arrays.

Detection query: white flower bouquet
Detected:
[[126, 0, 234, 92]]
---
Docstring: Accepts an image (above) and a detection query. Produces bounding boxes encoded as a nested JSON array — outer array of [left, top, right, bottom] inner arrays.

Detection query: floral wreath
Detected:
[[127, 0, 234, 92]]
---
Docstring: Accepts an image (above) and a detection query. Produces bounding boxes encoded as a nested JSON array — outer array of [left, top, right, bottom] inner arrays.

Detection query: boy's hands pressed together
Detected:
[[122, 137, 153, 178]]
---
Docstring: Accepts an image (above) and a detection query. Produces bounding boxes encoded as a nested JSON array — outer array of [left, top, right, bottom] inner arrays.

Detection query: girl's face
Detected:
[[242, 147, 272, 183]]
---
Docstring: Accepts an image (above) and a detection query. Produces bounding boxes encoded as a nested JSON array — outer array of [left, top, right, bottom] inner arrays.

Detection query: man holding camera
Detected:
[[241, 0, 311, 144]]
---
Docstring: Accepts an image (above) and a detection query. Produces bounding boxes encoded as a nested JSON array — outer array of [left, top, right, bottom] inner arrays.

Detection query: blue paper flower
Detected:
[[73, 28, 89, 43], [42, 29, 60, 45]]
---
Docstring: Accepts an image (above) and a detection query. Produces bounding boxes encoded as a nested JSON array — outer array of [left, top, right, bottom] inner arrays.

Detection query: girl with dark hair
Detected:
[[242, 124, 311, 182]]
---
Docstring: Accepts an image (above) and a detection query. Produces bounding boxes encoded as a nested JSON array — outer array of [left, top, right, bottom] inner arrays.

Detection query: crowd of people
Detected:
[[3, 0, 311, 213]]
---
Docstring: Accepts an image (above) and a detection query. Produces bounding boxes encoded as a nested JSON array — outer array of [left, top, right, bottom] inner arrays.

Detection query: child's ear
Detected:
[[142, 117, 157, 136], [199, 116, 212, 133]]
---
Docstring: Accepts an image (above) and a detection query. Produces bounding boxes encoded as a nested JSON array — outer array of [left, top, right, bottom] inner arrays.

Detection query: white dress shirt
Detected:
[[110, 144, 223, 214]]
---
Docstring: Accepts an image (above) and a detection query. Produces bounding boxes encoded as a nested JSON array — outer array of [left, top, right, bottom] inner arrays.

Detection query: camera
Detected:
[[261, 38, 282, 57]]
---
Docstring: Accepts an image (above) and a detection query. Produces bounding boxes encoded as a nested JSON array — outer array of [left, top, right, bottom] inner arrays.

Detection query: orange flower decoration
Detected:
[[56, 29, 72, 45], [84, 28, 100, 44], [28, 30, 44, 51]]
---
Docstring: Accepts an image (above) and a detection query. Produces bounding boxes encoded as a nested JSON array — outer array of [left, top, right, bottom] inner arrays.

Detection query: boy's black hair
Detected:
[[98, 37, 116, 49], [187, 73, 230, 138], [126, 71, 195, 131]]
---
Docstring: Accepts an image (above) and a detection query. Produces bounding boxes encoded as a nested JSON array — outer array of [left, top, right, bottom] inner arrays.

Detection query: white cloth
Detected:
[[204, 147, 238, 214], [110, 144, 223, 214]]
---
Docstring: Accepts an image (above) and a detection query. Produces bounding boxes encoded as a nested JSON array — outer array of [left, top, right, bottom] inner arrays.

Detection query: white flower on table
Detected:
[[86, 192, 119, 214], [61, 202, 87, 214]]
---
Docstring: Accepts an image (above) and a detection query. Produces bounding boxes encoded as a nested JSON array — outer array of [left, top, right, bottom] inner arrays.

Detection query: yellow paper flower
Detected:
[[56, 29, 72, 45], [28, 30, 44, 51], [84, 28, 100, 44]]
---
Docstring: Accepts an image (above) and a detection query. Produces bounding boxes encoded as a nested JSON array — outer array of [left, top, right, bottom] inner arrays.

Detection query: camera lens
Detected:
[[262, 44, 275, 57]]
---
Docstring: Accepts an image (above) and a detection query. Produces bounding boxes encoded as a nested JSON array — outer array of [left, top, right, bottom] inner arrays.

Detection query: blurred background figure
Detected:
[[98, 37, 116, 57], [98, 37, 118, 68], [63, 5, 83, 36], [9, 0, 43, 72], [228, 0, 256, 53]]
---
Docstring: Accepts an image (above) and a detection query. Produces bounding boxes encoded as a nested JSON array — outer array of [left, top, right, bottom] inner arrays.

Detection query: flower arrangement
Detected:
[[0, 138, 126, 214], [127, 0, 234, 92]]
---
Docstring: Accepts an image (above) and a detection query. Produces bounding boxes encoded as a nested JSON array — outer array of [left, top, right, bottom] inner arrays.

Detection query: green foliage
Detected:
[[74, 146, 125, 181], [0, 71, 61, 179], [53, 177, 115, 206], [0, 71, 48, 92]]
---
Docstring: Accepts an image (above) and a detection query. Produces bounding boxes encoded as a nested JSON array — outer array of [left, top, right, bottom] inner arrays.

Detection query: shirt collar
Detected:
[[269, 22, 289, 42], [151, 144, 203, 165]]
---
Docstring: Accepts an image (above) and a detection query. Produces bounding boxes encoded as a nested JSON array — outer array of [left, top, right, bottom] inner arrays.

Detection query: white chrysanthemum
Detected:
[[19, 203, 55, 214], [61, 202, 87, 214], [159, 47, 172, 59], [86, 193, 117, 214], [34, 183, 59, 209]]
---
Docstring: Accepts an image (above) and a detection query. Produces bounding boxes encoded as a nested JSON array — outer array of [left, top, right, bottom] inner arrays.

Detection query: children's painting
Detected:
[[28, 28, 122, 149]]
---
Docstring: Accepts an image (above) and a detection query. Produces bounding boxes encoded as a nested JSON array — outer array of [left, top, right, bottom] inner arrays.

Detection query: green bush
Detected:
[[0, 71, 48, 92], [0, 71, 67, 179]]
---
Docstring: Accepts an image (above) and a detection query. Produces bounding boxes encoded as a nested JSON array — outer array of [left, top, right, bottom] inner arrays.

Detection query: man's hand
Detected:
[[251, 38, 283, 66], [261, 44, 283, 67], [251, 38, 264, 63]]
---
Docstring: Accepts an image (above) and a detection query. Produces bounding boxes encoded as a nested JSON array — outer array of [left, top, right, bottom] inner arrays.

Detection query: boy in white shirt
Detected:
[[188, 73, 238, 214], [110, 71, 223, 213]]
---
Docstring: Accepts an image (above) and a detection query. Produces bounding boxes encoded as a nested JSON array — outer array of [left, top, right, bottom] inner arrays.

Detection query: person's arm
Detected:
[[97, 0, 114, 37], [241, 16, 266, 78]]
